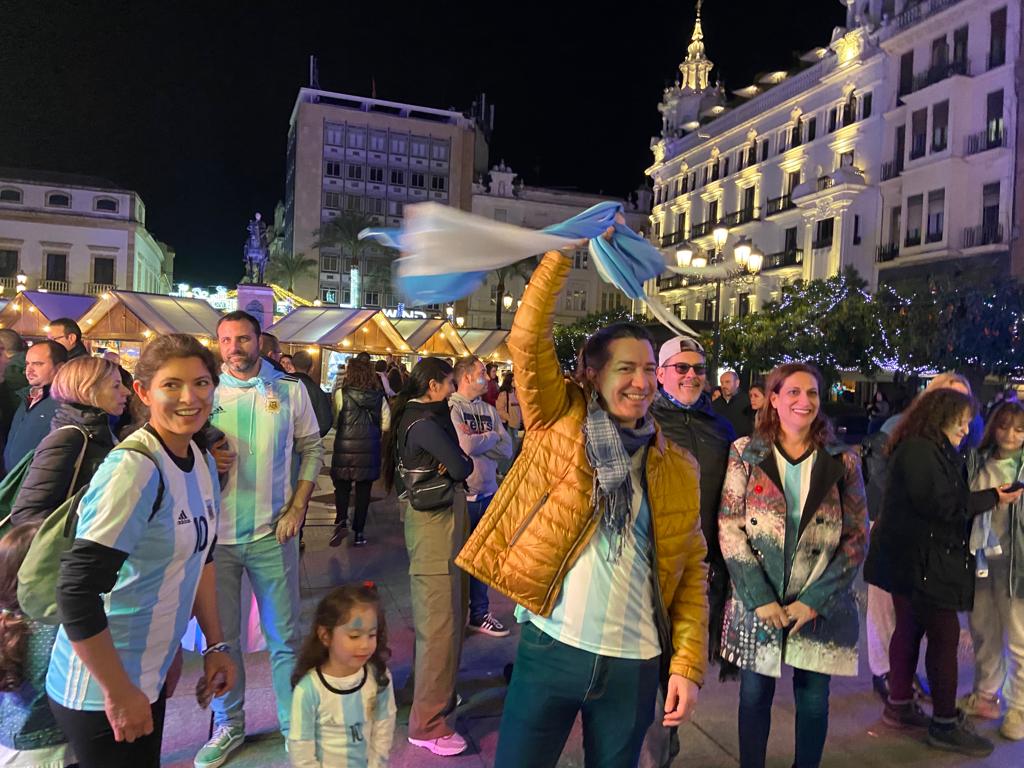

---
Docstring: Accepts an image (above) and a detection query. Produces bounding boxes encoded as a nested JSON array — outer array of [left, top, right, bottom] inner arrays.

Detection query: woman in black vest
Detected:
[[330, 358, 389, 548]]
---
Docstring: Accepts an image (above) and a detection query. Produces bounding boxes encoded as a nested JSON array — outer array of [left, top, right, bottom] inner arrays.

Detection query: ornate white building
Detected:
[[0, 168, 173, 296], [645, 0, 1020, 327], [465, 163, 651, 329]]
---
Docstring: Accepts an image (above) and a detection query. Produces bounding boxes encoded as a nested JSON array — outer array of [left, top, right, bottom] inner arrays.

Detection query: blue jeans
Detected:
[[466, 494, 493, 622], [211, 533, 301, 737], [495, 622, 659, 768], [739, 668, 831, 768]]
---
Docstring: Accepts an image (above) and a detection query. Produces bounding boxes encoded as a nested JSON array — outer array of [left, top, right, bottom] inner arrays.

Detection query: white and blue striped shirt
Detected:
[[516, 448, 661, 659], [47, 429, 219, 709]]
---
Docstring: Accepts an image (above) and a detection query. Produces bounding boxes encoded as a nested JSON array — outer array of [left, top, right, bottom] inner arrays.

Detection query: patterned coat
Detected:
[[718, 435, 868, 677]]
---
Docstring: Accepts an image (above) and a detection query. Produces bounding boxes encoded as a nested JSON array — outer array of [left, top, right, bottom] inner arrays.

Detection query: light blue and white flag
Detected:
[[359, 201, 698, 336]]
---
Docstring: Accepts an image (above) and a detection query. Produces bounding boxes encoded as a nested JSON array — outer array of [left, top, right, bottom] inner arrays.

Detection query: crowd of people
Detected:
[[0, 241, 1021, 768]]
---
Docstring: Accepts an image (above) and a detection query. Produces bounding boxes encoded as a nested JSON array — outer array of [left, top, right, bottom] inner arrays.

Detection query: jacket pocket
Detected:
[[509, 489, 550, 546]]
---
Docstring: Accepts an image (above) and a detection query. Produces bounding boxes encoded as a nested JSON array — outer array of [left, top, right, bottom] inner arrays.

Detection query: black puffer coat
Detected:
[[864, 435, 999, 612], [11, 403, 117, 525], [331, 387, 384, 482]]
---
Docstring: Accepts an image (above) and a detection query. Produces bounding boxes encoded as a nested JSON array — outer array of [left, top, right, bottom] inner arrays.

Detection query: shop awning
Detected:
[[0, 291, 97, 338], [458, 329, 512, 362], [392, 319, 471, 357], [265, 307, 411, 355], [79, 291, 224, 342]]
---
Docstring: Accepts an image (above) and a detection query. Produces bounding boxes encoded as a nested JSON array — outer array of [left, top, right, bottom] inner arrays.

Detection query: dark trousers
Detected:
[[495, 622, 659, 768], [738, 668, 831, 768], [49, 690, 167, 768], [333, 478, 373, 533], [466, 494, 493, 621], [889, 593, 960, 718]]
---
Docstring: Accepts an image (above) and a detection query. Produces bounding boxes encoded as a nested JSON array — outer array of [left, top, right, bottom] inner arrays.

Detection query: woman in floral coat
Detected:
[[718, 362, 868, 768]]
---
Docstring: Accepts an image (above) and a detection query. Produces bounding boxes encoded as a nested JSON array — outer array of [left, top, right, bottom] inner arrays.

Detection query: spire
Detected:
[[680, 0, 713, 92]]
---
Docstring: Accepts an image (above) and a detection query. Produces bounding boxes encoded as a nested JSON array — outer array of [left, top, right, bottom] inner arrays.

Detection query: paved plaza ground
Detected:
[[159, 462, 1024, 767]]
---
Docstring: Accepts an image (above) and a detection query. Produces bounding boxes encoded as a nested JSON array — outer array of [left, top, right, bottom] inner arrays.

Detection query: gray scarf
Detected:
[[584, 391, 656, 562]]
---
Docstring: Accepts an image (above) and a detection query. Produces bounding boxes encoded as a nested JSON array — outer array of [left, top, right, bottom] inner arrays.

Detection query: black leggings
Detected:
[[49, 691, 167, 768], [888, 593, 961, 718], [333, 478, 374, 533]]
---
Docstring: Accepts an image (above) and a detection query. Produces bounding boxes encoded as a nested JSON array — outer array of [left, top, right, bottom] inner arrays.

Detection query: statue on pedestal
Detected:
[[243, 212, 270, 284]]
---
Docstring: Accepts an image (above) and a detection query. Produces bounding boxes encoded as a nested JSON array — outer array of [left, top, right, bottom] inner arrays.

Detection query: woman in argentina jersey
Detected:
[[46, 334, 236, 768]]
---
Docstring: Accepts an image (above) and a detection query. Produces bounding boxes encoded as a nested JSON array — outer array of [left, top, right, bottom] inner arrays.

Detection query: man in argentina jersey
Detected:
[[197, 311, 322, 768], [47, 428, 220, 720]]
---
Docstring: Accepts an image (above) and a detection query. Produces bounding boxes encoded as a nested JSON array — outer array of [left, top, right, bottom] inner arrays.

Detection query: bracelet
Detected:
[[202, 642, 232, 656]]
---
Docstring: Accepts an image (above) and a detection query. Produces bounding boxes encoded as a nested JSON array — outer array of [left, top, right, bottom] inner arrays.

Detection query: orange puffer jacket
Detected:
[[456, 251, 709, 685]]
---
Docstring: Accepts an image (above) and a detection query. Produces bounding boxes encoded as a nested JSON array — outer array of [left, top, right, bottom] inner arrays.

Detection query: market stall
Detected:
[[392, 318, 471, 359], [0, 291, 97, 340], [265, 306, 411, 387], [79, 290, 224, 370], [458, 328, 512, 365]]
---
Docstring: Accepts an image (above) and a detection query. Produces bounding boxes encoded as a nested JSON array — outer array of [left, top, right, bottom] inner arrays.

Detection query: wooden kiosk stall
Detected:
[[391, 318, 471, 359], [0, 291, 98, 340], [265, 306, 412, 389], [458, 329, 512, 365], [78, 291, 224, 371]]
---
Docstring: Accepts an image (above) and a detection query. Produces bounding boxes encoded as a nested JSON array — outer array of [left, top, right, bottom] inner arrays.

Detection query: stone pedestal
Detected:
[[236, 283, 275, 331]]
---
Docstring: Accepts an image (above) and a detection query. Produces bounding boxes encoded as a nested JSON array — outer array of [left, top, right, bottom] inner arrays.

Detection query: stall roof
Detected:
[[80, 290, 224, 340], [265, 307, 410, 354], [392, 319, 471, 357], [0, 291, 97, 338], [458, 329, 511, 361]]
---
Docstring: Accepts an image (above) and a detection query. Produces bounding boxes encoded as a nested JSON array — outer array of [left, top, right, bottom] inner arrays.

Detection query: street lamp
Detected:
[[676, 244, 693, 268], [445, 304, 454, 318], [747, 245, 764, 274], [16, 274, 26, 292], [734, 236, 753, 268], [456, 315, 465, 328], [712, 223, 729, 254], [502, 293, 514, 310]]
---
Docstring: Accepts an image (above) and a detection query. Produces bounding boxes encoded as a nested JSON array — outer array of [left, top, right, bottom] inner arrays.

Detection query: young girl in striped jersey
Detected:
[[289, 583, 396, 768]]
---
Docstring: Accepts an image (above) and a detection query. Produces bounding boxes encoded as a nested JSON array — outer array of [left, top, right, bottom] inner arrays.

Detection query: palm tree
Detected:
[[314, 212, 383, 305], [266, 251, 317, 293], [493, 258, 537, 329]]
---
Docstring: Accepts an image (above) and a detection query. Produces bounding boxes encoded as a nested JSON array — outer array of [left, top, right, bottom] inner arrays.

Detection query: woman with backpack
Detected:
[[9, 357, 128, 526], [329, 358, 390, 548], [381, 357, 472, 757], [45, 334, 235, 767], [718, 362, 868, 768]]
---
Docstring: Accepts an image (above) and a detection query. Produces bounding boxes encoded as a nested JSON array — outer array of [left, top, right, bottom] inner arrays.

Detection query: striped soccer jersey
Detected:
[[517, 448, 661, 659], [211, 360, 320, 544], [289, 666, 396, 768], [48, 430, 219, 709], [774, 445, 816, 578]]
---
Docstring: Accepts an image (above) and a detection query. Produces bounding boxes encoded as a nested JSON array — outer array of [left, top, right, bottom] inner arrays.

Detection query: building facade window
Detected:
[[839, 150, 854, 169], [390, 170, 405, 186], [911, 109, 927, 159], [326, 125, 344, 145], [0, 250, 18, 277], [410, 172, 426, 188], [861, 92, 872, 120], [345, 195, 362, 211], [990, 6, 1008, 68], [347, 130, 365, 149], [369, 133, 386, 151], [390, 137, 407, 154], [0, 188, 21, 203], [564, 284, 587, 312], [46, 192, 70, 208], [94, 198, 118, 213], [813, 218, 834, 248], [410, 139, 428, 157], [431, 143, 449, 161], [572, 249, 588, 270], [320, 287, 338, 304], [806, 116, 817, 142], [932, 100, 949, 151], [368, 166, 384, 183], [367, 197, 385, 215], [387, 201, 404, 217], [364, 290, 380, 307], [347, 164, 363, 180], [953, 25, 969, 67], [926, 189, 945, 242], [430, 175, 448, 192], [899, 51, 914, 97], [321, 254, 340, 273], [906, 194, 924, 245], [325, 191, 342, 209], [987, 89, 1005, 142], [45, 252, 68, 283], [93, 257, 115, 285], [325, 161, 342, 177]]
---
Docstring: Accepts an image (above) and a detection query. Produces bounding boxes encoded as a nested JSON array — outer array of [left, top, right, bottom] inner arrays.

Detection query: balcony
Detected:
[[911, 59, 970, 93], [691, 220, 715, 238], [876, 243, 900, 262], [723, 207, 760, 227], [896, 0, 967, 33], [905, 232, 922, 248], [811, 238, 834, 250], [659, 231, 687, 249], [0, 276, 17, 291], [85, 282, 116, 296], [816, 176, 834, 192], [966, 127, 1006, 155], [962, 224, 1004, 248], [766, 195, 795, 216], [925, 229, 944, 244], [881, 160, 904, 181], [762, 249, 802, 271], [39, 280, 69, 293]]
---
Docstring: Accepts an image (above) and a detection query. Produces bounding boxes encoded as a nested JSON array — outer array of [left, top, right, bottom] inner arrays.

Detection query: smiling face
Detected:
[[318, 603, 379, 677], [217, 319, 261, 377], [134, 356, 215, 442], [590, 338, 657, 427], [769, 372, 820, 439], [993, 413, 1024, 454], [657, 350, 706, 407]]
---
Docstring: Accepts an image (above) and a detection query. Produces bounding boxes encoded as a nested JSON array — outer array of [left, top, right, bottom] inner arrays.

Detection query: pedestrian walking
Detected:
[[718, 362, 867, 768]]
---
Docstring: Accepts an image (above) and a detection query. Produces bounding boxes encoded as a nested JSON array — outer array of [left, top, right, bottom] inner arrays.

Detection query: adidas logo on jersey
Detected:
[[177, 510, 190, 526]]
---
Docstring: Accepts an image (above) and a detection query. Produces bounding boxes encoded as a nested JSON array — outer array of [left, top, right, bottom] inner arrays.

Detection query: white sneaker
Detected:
[[408, 732, 468, 756], [194, 724, 245, 768], [1001, 708, 1024, 740]]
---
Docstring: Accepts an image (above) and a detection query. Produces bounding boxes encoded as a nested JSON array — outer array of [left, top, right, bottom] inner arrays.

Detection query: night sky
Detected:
[[1, 1, 846, 286]]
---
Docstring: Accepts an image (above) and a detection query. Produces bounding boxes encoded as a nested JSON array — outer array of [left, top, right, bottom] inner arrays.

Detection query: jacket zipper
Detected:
[[509, 491, 549, 546], [646, 468, 673, 658], [542, 508, 600, 610]]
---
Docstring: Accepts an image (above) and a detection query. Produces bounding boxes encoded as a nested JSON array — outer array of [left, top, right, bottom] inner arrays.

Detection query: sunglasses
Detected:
[[662, 363, 707, 376]]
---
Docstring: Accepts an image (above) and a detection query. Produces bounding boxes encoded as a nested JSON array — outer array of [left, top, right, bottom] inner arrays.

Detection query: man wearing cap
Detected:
[[644, 336, 735, 767]]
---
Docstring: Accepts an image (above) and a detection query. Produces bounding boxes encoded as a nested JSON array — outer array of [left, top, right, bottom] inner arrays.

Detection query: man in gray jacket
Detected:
[[450, 355, 513, 637]]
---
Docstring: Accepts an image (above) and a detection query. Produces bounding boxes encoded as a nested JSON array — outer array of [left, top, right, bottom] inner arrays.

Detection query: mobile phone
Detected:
[[1004, 481, 1024, 493]]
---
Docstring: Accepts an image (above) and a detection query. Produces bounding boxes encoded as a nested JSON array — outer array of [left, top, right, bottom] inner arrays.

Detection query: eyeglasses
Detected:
[[662, 363, 707, 376]]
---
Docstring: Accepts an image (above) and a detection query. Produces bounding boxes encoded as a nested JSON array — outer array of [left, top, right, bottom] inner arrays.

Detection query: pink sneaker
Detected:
[[408, 732, 468, 756]]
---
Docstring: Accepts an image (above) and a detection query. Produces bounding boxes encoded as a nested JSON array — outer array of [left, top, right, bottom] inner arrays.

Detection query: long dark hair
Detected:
[[499, 372, 514, 394], [381, 357, 454, 490], [981, 402, 1024, 453], [343, 358, 381, 391], [0, 523, 40, 692], [887, 387, 975, 455], [291, 583, 390, 690], [755, 362, 835, 449]]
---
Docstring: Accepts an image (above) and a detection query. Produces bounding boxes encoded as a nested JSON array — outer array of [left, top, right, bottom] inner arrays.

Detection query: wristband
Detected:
[[202, 642, 232, 657]]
